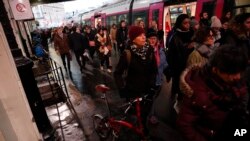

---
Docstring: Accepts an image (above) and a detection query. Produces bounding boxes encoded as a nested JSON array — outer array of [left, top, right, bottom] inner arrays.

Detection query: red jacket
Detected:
[[177, 64, 248, 141]]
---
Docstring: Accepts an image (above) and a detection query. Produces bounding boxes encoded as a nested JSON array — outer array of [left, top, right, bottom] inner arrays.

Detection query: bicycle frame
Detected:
[[106, 98, 146, 139], [93, 84, 149, 140]]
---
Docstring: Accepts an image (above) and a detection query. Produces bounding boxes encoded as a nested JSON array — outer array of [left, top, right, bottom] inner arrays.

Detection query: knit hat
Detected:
[[211, 16, 222, 28], [128, 26, 145, 41], [190, 19, 199, 28]]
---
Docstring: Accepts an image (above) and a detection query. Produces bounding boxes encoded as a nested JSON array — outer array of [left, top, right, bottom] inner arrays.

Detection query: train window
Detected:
[[170, 7, 183, 14], [152, 9, 159, 24], [132, 10, 149, 27], [186, 6, 191, 17], [102, 18, 105, 26], [234, 0, 250, 14], [117, 14, 128, 23], [106, 16, 117, 28], [110, 15, 117, 26], [202, 1, 215, 18]]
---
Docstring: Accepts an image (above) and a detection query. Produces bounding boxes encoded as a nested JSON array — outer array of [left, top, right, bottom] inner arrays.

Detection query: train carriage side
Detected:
[[80, 0, 165, 31], [195, 0, 250, 20]]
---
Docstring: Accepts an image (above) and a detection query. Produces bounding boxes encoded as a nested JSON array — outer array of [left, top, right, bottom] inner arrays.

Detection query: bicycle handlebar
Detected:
[[123, 94, 153, 114]]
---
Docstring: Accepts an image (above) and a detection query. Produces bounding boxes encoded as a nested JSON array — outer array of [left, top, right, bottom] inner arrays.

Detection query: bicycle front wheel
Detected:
[[93, 114, 111, 139]]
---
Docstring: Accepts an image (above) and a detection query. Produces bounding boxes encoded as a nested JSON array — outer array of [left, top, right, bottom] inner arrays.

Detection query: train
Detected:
[[79, 0, 250, 33]]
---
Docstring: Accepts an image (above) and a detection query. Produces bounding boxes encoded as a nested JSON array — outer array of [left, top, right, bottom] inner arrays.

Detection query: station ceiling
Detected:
[[30, 0, 74, 5]]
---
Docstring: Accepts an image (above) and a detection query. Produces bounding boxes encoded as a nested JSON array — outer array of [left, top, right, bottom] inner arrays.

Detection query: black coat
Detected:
[[114, 44, 157, 98], [116, 27, 128, 47], [68, 32, 88, 53], [167, 29, 193, 78]]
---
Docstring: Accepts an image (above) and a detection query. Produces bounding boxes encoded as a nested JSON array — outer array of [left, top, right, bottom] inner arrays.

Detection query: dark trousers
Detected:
[[100, 54, 111, 68], [118, 43, 125, 54], [112, 41, 117, 53], [171, 75, 183, 101], [74, 51, 85, 69], [89, 46, 96, 59], [60, 53, 71, 71]]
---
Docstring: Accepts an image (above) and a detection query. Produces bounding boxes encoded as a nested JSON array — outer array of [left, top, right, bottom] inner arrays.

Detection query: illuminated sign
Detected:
[[9, 0, 34, 20]]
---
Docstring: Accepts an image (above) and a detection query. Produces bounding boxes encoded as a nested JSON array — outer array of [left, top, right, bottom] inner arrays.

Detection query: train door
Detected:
[[163, 2, 196, 44], [149, 2, 164, 30], [90, 16, 95, 28], [195, 0, 224, 19], [94, 13, 106, 28], [101, 14, 106, 27]]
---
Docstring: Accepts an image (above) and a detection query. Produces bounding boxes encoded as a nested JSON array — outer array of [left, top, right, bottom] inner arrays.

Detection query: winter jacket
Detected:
[[114, 43, 157, 98], [54, 33, 70, 54], [110, 27, 117, 41], [116, 27, 128, 47], [167, 29, 193, 78], [156, 47, 168, 86], [178, 64, 249, 141], [85, 31, 96, 48], [186, 43, 217, 67], [68, 32, 89, 53]]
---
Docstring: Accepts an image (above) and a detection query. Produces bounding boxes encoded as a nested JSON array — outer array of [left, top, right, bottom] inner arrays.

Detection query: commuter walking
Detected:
[[166, 14, 193, 101], [68, 26, 89, 72], [221, 13, 250, 110], [147, 32, 168, 91], [85, 26, 97, 59], [95, 28, 112, 72], [110, 24, 118, 54], [178, 44, 250, 141], [116, 20, 128, 54], [114, 26, 157, 99], [54, 27, 72, 73], [186, 27, 217, 67]]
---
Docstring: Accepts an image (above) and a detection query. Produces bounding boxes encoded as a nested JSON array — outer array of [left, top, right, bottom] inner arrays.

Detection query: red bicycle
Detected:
[[93, 84, 152, 141]]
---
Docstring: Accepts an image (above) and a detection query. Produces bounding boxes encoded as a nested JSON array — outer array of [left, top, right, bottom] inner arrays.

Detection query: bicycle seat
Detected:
[[95, 84, 110, 93]]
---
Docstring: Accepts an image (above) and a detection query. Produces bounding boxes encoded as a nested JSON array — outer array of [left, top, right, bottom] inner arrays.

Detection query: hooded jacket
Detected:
[[177, 64, 249, 141]]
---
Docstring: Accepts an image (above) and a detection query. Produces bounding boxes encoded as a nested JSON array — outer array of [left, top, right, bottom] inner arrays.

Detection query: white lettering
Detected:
[[241, 129, 247, 136], [234, 129, 247, 136], [234, 129, 241, 136]]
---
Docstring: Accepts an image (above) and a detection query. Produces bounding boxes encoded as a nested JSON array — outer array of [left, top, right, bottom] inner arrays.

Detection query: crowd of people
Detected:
[[31, 11, 250, 141]]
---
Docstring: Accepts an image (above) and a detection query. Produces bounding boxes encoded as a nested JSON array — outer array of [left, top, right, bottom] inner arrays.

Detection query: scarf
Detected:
[[130, 43, 149, 60], [195, 43, 218, 58]]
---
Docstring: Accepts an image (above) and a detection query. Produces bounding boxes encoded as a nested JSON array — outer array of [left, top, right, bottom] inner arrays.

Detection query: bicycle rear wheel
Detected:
[[93, 114, 111, 139]]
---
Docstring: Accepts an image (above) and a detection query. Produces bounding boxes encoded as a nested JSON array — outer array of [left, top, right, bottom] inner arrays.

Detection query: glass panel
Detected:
[[202, 1, 215, 19], [132, 10, 148, 27], [152, 9, 159, 25], [170, 13, 180, 27], [117, 14, 128, 23], [186, 6, 191, 17], [110, 15, 117, 25]]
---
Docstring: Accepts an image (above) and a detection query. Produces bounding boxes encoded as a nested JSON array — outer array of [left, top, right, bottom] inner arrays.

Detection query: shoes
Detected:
[[107, 69, 112, 73], [100, 66, 104, 71]]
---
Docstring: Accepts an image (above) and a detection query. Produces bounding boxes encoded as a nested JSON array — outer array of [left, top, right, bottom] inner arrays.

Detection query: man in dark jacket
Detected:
[[68, 26, 89, 72], [178, 44, 250, 141], [116, 20, 128, 54]]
